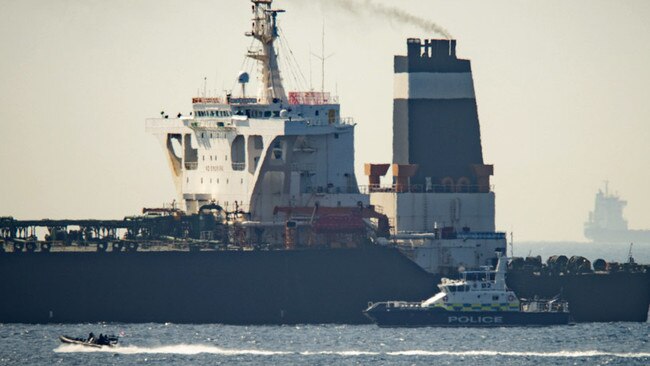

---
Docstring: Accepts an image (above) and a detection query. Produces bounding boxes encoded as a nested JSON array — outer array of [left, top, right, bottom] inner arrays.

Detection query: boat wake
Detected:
[[54, 344, 650, 358], [384, 350, 650, 358], [54, 344, 289, 355]]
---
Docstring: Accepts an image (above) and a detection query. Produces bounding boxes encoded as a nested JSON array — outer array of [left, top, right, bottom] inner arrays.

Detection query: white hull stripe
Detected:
[[394, 72, 476, 100]]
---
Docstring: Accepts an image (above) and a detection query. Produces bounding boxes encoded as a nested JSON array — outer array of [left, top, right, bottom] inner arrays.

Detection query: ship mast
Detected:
[[246, 0, 287, 105]]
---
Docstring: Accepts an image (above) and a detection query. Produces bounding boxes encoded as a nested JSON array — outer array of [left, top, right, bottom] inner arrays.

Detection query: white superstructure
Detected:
[[146, 0, 366, 223], [145, 2, 505, 272], [421, 253, 519, 311]]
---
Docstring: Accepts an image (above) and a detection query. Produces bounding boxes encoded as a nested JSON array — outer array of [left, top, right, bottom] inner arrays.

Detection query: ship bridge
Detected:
[[146, 1, 365, 223]]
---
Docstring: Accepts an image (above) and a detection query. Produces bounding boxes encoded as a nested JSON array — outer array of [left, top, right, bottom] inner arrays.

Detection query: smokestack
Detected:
[[393, 38, 485, 187], [407, 38, 421, 57]]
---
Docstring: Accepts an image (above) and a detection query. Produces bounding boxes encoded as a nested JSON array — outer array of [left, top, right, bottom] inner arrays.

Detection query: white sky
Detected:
[[1, 0, 649, 241]]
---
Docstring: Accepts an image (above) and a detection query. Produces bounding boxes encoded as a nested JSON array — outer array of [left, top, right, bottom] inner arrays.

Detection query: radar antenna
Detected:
[[238, 71, 250, 98], [246, 0, 287, 104]]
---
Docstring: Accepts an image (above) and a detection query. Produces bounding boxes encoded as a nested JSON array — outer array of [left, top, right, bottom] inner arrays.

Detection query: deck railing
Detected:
[[358, 184, 494, 194]]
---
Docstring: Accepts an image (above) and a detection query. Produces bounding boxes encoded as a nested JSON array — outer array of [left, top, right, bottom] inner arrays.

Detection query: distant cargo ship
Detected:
[[584, 184, 650, 244]]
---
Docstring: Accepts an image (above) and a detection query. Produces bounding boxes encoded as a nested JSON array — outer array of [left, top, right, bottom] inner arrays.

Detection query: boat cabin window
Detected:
[[492, 295, 499, 301], [464, 272, 495, 282]]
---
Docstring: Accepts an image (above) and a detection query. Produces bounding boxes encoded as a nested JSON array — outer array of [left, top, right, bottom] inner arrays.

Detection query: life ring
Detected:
[[508, 295, 515, 302], [40, 242, 51, 252]]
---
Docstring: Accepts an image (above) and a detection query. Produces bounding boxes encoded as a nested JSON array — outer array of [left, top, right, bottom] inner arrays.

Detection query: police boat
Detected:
[[364, 253, 573, 327]]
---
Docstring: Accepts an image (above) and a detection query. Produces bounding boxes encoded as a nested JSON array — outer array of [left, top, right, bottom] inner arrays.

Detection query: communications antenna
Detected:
[[311, 22, 334, 93]]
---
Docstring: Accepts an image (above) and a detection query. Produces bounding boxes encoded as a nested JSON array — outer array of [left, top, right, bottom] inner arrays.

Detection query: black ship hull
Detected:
[[364, 306, 571, 327], [506, 271, 650, 322], [0, 246, 438, 324], [1, 247, 648, 324]]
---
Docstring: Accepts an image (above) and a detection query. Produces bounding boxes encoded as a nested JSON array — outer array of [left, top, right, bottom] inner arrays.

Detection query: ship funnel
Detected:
[[393, 38, 488, 188]]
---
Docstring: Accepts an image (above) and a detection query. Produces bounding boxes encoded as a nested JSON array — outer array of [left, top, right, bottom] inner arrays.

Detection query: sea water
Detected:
[[2, 242, 649, 365], [1, 322, 648, 365]]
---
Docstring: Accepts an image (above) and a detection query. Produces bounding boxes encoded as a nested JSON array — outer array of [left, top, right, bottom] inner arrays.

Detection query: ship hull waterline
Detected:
[[1, 246, 648, 324], [364, 308, 572, 328], [0, 246, 438, 324]]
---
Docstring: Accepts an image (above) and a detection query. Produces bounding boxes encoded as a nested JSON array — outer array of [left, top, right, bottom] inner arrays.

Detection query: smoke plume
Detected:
[[326, 0, 452, 39]]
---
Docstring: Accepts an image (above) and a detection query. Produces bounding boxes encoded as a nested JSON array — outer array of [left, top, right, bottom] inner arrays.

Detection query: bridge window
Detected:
[[247, 135, 263, 174], [231, 135, 245, 171], [272, 140, 283, 160], [183, 133, 198, 170]]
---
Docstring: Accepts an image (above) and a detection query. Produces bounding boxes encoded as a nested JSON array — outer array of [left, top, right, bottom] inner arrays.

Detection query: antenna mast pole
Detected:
[[321, 23, 325, 93], [311, 21, 334, 94]]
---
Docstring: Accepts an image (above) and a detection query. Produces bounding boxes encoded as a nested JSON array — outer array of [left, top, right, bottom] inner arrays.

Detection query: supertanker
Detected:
[[1, 0, 648, 324]]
